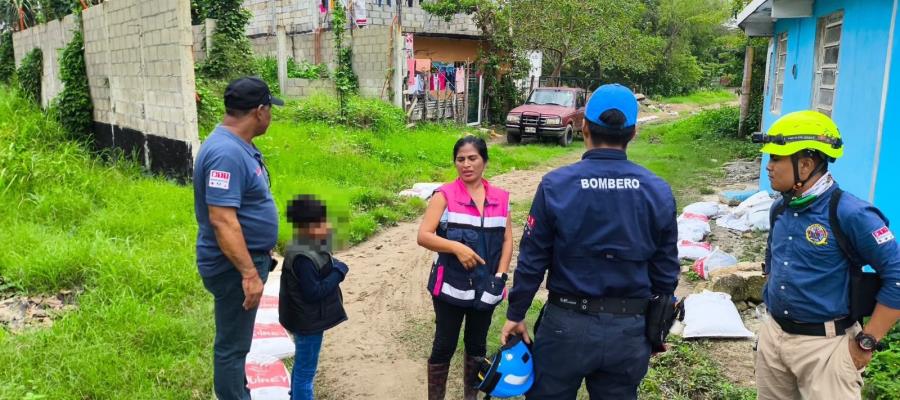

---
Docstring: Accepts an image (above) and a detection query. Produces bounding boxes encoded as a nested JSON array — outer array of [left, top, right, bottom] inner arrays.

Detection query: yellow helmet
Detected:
[[753, 111, 843, 160]]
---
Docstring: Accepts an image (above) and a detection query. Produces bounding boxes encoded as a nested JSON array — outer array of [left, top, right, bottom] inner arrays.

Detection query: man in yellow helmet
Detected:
[[753, 110, 900, 399]]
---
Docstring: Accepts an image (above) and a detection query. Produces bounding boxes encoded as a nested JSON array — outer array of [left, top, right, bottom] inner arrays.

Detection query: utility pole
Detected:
[[738, 45, 754, 136]]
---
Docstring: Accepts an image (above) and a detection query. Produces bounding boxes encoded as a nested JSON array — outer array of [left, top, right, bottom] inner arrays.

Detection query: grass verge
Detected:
[[654, 89, 737, 106], [0, 85, 576, 399]]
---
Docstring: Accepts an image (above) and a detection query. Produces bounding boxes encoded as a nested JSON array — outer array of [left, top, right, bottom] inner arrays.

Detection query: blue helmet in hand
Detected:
[[476, 335, 534, 398]]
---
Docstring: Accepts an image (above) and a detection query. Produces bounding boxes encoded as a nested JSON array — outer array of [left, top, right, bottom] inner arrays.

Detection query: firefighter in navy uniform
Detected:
[[499, 84, 680, 399]]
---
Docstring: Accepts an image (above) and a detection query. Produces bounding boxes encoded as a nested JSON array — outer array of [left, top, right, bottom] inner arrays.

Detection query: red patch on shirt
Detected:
[[209, 170, 231, 189], [872, 226, 895, 245]]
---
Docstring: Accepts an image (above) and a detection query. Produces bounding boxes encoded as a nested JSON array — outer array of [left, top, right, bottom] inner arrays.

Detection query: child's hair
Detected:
[[286, 194, 327, 226]]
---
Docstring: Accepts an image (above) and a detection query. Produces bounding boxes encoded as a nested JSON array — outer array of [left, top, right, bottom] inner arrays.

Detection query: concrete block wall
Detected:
[[244, 0, 316, 36], [291, 30, 336, 70], [367, 3, 479, 36], [250, 35, 278, 57], [283, 78, 334, 97], [351, 26, 392, 99], [192, 24, 206, 62], [82, 0, 199, 179], [12, 14, 78, 108]]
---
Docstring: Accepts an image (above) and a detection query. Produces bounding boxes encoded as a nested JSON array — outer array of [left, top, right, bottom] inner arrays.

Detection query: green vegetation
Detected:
[[641, 337, 756, 400], [656, 89, 737, 106], [635, 107, 758, 207], [56, 26, 93, 140], [199, 0, 255, 80], [0, 86, 574, 398], [331, 3, 358, 118], [0, 31, 13, 83], [16, 48, 41, 105], [865, 325, 900, 399]]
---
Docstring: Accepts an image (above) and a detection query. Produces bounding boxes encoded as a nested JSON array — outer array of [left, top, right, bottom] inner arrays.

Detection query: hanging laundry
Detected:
[[407, 58, 416, 87], [415, 72, 425, 95], [353, 0, 367, 27], [456, 67, 465, 94], [415, 59, 432, 73], [320, 0, 328, 13]]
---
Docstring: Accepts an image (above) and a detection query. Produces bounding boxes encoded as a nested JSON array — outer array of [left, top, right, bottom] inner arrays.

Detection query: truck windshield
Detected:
[[526, 90, 574, 107]]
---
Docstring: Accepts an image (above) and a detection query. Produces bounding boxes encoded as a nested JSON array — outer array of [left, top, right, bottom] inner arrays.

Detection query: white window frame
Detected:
[[771, 32, 788, 114], [812, 11, 844, 117]]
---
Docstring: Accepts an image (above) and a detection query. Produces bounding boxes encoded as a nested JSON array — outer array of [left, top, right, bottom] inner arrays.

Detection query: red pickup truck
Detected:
[[505, 87, 587, 146]]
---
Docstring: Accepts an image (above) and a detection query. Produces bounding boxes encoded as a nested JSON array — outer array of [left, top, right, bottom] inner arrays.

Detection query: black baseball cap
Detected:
[[223, 76, 284, 110]]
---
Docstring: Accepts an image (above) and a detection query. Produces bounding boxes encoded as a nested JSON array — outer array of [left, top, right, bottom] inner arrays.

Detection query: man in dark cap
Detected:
[[193, 76, 284, 400]]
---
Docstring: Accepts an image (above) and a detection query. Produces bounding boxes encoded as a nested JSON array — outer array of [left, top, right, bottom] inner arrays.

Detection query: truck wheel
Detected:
[[559, 125, 573, 147], [507, 133, 522, 144]]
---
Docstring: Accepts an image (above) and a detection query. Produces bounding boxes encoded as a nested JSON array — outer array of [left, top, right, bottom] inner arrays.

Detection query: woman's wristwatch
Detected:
[[495, 272, 508, 281]]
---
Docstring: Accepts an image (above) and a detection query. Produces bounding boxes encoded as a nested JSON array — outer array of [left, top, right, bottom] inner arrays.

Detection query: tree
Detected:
[[422, 0, 528, 123], [509, 0, 656, 79]]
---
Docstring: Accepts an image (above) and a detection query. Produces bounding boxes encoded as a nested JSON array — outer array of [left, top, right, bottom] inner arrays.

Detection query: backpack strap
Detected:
[[770, 198, 786, 230], [828, 188, 867, 274]]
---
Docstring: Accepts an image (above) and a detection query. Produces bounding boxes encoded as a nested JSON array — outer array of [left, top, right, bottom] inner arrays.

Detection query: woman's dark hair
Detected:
[[586, 109, 636, 147], [287, 194, 327, 226], [453, 135, 489, 162]]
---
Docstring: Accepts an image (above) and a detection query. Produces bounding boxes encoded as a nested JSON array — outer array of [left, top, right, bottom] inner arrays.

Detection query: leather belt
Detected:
[[549, 293, 648, 315], [773, 316, 855, 336]]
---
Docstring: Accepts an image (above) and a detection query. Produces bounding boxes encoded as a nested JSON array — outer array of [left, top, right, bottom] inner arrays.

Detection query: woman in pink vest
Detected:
[[417, 136, 513, 400]]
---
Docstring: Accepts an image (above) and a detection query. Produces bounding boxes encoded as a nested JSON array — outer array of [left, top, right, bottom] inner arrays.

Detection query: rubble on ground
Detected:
[[0, 289, 78, 332]]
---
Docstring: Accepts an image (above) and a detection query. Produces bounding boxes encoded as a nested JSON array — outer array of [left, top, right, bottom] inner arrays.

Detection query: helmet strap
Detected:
[[788, 152, 828, 203]]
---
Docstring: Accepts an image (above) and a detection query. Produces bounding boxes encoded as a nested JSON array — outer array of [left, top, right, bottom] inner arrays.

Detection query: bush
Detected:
[[0, 31, 14, 84], [195, 77, 225, 137], [57, 28, 94, 140], [199, 1, 255, 80], [698, 106, 740, 138], [17, 49, 42, 106], [287, 58, 329, 80], [279, 93, 404, 132], [254, 56, 280, 95], [864, 325, 900, 399]]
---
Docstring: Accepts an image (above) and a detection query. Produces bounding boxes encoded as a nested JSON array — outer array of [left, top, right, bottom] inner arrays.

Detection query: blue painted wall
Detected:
[[875, 1, 900, 225], [758, 0, 894, 207]]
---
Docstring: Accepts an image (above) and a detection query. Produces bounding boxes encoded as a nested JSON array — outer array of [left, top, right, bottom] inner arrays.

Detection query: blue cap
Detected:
[[584, 84, 638, 128]]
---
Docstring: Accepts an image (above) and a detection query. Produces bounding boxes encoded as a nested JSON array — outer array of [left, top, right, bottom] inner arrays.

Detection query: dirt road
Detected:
[[314, 150, 583, 399]]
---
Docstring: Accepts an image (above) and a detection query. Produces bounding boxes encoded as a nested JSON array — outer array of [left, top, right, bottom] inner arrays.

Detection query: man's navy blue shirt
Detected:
[[764, 184, 900, 323], [193, 126, 278, 278], [507, 148, 680, 322]]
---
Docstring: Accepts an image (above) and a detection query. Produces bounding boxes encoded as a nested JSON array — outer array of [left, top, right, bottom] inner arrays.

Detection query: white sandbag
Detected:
[[399, 183, 443, 200], [683, 202, 723, 218], [248, 323, 295, 360], [715, 213, 752, 232], [733, 191, 773, 217], [677, 240, 712, 260], [677, 213, 711, 242], [682, 291, 754, 338], [255, 295, 281, 324], [748, 209, 771, 231], [692, 247, 738, 279], [246, 356, 291, 400]]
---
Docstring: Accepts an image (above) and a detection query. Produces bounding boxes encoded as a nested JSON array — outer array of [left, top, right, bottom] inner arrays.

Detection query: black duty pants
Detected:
[[527, 303, 652, 399], [429, 297, 494, 364]]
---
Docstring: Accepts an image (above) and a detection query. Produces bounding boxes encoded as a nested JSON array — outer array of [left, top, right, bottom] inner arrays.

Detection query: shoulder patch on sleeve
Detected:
[[872, 226, 895, 245], [209, 170, 231, 190]]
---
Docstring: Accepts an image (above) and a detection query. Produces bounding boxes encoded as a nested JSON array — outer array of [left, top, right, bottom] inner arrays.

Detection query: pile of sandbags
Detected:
[[715, 191, 775, 232], [676, 201, 727, 260]]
